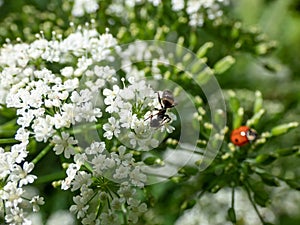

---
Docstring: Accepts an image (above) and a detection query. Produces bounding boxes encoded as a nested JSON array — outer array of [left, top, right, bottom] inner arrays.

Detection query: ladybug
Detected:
[[230, 126, 258, 146]]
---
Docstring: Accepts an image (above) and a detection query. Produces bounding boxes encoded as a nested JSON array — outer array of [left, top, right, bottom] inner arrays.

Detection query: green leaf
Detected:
[[189, 32, 197, 48], [276, 147, 299, 157], [170, 175, 189, 183], [233, 107, 244, 129], [255, 153, 277, 165], [214, 55, 236, 74], [176, 36, 185, 57], [178, 166, 198, 176], [196, 42, 213, 58], [180, 199, 196, 211], [253, 91, 263, 114], [227, 207, 236, 223], [143, 156, 163, 166], [228, 90, 240, 113], [251, 184, 270, 207], [253, 190, 270, 207], [182, 52, 193, 65], [195, 67, 213, 85], [285, 179, 300, 190], [258, 173, 280, 187], [271, 122, 299, 136], [246, 109, 265, 127]]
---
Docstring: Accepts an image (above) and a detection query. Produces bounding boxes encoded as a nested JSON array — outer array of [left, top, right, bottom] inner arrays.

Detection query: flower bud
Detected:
[[213, 55, 235, 74], [271, 122, 299, 136]]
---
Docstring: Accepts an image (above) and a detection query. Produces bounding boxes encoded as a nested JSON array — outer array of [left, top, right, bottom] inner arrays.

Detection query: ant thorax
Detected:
[[144, 90, 176, 128]]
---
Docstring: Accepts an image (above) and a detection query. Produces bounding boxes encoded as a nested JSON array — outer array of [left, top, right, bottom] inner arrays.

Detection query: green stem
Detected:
[[123, 210, 128, 225], [244, 181, 265, 224], [197, 190, 205, 199], [2, 199, 6, 215], [34, 171, 66, 184], [0, 138, 20, 144], [70, 123, 102, 135], [231, 187, 235, 209], [31, 144, 53, 165]]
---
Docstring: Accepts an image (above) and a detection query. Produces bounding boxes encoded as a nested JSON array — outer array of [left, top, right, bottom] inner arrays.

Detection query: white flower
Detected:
[[63, 78, 79, 91], [30, 196, 45, 212], [71, 171, 92, 191], [116, 145, 134, 164], [46, 210, 75, 225], [113, 165, 130, 180], [32, 116, 55, 142], [70, 195, 89, 219], [104, 96, 122, 113], [71, 0, 99, 17], [100, 211, 119, 225], [74, 153, 87, 166], [71, 90, 92, 105], [61, 66, 74, 77], [82, 213, 97, 225], [129, 166, 146, 187], [2, 182, 23, 208], [15, 127, 30, 143], [85, 141, 106, 155], [119, 87, 135, 100], [94, 65, 116, 80], [111, 198, 125, 211], [103, 85, 120, 100], [60, 103, 76, 126], [16, 109, 35, 127], [127, 198, 147, 223], [117, 183, 136, 200], [74, 56, 93, 75], [171, 0, 184, 11], [10, 162, 37, 187], [10, 142, 28, 164], [119, 109, 135, 129], [76, 102, 102, 122], [52, 132, 78, 158], [103, 117, 120, 140], [0, 150, 14, 179], [5, 207, 32, 225], [148, 0, 161, 7], [62, 163, 81, 190], [91, 154, 115, 174]]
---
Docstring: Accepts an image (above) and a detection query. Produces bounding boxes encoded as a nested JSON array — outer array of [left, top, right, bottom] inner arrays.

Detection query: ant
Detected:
[[145, 90, 176, 128]]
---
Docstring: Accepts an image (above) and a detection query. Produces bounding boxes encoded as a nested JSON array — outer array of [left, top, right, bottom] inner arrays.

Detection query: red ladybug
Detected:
[[230, 126, 258, 146]]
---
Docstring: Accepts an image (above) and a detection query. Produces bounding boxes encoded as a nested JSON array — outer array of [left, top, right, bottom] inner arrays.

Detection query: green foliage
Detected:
[[0, 0, 299, 224]]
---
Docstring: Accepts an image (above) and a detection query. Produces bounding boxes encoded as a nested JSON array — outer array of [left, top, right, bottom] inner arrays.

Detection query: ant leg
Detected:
[[144, 114, 153, 121], [157, 92, 164, 108], [144, 110, 160, 121], [161, 114, 171, 125]]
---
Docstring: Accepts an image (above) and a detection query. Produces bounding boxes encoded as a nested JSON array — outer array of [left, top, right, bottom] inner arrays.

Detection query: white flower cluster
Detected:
[[186, 0, 230, 27], [0, 146, 44, 225], [62, 143, 147, 224], [175, 188, 263, 225], [0, 24, 177, 223], [70, 0, 99, 17], [102, 78, 172, 150], [0, 28, 117, 144], [106, 0, 230, 27]]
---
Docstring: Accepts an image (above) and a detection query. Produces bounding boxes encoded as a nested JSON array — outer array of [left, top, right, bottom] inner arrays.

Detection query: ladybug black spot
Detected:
[[235, 139, 239, 143]]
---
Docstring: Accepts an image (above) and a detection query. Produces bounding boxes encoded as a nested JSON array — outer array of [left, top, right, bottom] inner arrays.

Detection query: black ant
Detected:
[[145, 90, 176, 128]]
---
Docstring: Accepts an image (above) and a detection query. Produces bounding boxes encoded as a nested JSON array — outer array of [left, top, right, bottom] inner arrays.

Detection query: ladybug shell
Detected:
[[230, 126, 257, 146]]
